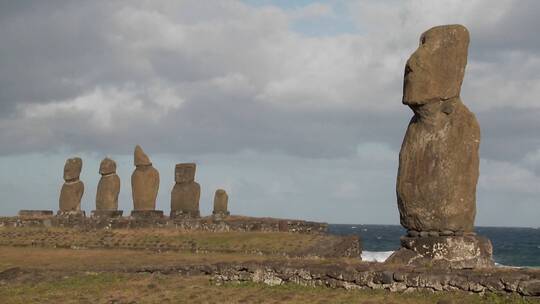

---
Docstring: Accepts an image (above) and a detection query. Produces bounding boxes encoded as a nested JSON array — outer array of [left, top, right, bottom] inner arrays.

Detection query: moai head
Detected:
[[175, 163, 196, 183], [403, 24, 469, 106], [63, 157, 82, 181], [134, 145, 152, 167], [99, 158, 117, 175]]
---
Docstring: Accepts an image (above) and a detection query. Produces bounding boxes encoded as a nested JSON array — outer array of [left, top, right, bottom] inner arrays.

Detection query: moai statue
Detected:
[[92, 158, 122, 218], [58, 157, 85, 216], [131, 145, 162, 218], [170, 163, 201, 218], [387, 25, 493, 269], [212, 189, 230, 219]]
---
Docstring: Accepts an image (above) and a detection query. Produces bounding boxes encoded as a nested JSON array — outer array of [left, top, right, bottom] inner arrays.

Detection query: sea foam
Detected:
[[361, 251, 394, 262]]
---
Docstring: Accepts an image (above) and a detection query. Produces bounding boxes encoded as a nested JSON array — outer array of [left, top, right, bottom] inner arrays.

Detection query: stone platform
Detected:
[[91, 210, 123, 218], [17, 210, 53, 218], [130, 210, 164, 219], [385, 234, 494, 269], [170, 210, 200, 219]]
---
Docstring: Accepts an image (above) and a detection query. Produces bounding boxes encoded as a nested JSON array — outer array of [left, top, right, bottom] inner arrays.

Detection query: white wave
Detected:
[[361, 251, 394, 263]]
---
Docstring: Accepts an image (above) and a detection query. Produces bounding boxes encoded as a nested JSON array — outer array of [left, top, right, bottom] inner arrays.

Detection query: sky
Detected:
[[0, 0, 539, 227]]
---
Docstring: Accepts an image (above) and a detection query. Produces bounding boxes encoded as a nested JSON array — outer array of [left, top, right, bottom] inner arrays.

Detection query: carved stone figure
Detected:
[[131, 145, 160, 211], [92, 158, 122, 218], [170, 163, 200, 218], [59, 157, 84, 213], [212, 189, 230, 218], [388, 25, 493, 269]]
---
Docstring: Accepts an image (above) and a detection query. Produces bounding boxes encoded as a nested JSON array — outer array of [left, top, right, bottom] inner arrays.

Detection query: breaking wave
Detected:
[[361, 251, 394, 262]]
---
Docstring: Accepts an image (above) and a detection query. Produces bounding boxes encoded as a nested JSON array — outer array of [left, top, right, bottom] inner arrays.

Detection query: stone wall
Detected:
[[210, 261, 540, 297], [0, 215, 327, 234]]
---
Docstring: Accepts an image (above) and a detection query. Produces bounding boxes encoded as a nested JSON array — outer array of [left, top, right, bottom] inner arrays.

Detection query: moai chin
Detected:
[[387, 25, 493, 269], [212, 189, 230, 219], [131, 145, 160, 212], [170, 163, 201, 218], [92, 158, 122, 218], [59, 157, 85, 214]]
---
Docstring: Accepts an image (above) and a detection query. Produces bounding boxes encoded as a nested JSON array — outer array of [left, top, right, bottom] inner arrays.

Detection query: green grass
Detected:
[[1, 273, 538, 304]]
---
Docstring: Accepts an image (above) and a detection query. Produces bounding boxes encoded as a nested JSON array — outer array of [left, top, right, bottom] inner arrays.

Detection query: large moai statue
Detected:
[[387, 25, 493, 269], [131, 145, 162, 218], [91, 158, 122, 218], [212, 189, 230, 219], [58, 157, 85, 215], [170, 163, 201, 218]]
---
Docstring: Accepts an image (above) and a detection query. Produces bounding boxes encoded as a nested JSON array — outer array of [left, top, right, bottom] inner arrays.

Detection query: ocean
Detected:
[[328, 224, 540, 268]]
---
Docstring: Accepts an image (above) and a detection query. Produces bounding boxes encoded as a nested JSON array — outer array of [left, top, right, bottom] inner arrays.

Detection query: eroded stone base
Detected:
[[56, 210, 86, 218], [91, 210, 123, 219], [130, 210, 164, 219], [170, 210, 200, 219], [386, 235, 494, 269], [212, 211, 230, 220]]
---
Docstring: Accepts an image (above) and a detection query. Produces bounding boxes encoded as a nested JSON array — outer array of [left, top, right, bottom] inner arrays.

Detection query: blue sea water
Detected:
[[328, 224, 540, 267]]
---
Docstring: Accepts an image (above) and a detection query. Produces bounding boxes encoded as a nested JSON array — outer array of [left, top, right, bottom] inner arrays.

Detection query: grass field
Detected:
[[1, 247, 539, 304]]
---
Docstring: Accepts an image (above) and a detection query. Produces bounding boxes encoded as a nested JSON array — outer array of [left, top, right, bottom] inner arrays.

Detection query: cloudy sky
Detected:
[[1, 0, 539, 227]]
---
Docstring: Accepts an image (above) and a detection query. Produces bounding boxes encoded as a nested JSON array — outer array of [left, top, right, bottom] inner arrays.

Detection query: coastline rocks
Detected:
[[397, 24, 479, 233], [131, 145, 160, 211], [93, 158, 122, 218], [212, 189, 230, 218], [170, 163, 201, 218], [59, 157, 84, 213]]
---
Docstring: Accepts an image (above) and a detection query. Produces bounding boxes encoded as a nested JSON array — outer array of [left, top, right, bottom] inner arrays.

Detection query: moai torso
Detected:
[[213, 189, 229, 214], [96, 158, 121, 210], [396, 25, 479, 233], [131, 145, 159, 210], [171, 163, 200, 214], [59, 157, 84, 211]]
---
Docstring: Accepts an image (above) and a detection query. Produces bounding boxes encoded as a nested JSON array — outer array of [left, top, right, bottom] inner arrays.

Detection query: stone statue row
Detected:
[[58, 145, 229, 219], [57, 24, 493, 269]]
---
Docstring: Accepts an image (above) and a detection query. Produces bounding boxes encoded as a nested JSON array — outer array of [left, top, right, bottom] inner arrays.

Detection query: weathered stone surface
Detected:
[[397, 24, 479, 233], [91, 210, 123, 218], [212, 189, 229, 216], [171, 163, 200, 218], [99, 157, 117, 175], [131, 146, 160, 211], [96, 158, 121, 211], [385, 235, 494, 269], [134, 145, 151, 166], [59, 157, 84, 212], [63, 157, 82, 181], [18, 210, 53, 218]]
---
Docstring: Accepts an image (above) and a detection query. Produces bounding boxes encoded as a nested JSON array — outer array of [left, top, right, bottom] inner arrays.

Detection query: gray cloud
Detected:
[[0, 0, 539, 226]]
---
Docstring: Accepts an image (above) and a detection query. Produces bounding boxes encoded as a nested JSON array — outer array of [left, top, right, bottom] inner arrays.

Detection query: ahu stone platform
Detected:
[[0, 213, 327, 233]]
